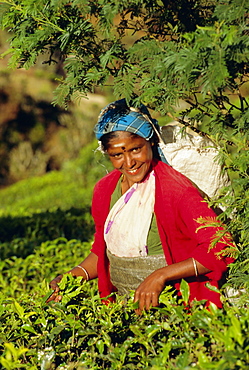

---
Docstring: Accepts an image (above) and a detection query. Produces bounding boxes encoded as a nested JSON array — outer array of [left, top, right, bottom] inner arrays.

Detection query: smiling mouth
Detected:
[[126, 167, 141, 175]]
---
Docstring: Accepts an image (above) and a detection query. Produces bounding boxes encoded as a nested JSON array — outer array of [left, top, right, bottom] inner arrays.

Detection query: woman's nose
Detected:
[[123, 153, 135, 168]]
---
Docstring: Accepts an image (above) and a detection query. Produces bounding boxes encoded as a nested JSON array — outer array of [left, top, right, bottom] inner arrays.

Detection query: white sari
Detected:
[[104, 170, 155, 257]]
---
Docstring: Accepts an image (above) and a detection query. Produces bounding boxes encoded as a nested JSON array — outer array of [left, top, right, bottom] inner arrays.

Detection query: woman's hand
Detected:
[[46, 252, 98, 304], [46, 274, 63, 303], [133, 258, 211, 314], [134, 268, 167, 315]]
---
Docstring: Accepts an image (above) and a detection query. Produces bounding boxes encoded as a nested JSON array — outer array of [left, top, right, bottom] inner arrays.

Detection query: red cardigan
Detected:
[[91, 160, 234, 307]]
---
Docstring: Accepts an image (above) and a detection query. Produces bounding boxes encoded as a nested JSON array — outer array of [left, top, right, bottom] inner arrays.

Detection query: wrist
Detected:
[[156, 267, 169, 286], [72, 265, 89, 280]]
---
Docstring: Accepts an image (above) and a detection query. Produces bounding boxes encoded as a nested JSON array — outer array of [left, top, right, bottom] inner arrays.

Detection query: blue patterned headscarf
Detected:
[[94, 99, 168, 164]]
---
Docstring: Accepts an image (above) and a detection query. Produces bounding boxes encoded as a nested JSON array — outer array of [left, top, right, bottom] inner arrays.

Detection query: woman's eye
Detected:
[[112, 153, 122, 159], [132, 147, 141, 153]]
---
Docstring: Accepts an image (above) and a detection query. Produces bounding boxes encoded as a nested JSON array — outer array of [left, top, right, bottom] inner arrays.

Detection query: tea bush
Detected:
[[0, 140, 112, 214], [1, 259, 249, 369], [0, 208, 94, 260], [0, 237, 249, 369], [0, 139, 112, 259]]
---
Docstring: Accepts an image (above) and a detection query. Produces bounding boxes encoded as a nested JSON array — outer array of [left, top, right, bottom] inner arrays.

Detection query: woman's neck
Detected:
[[120, 164, 153, 194]]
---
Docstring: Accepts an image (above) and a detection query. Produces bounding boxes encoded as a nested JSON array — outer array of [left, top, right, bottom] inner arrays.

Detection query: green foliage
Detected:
[[0, 171, 89, 213], [0, 0, 222, 105], [1, 238, 249, 369], [1, 238, 92, 297], [0, 139, 113, 259], [0, 139, 112, 214], [0, 208, 94, 260]]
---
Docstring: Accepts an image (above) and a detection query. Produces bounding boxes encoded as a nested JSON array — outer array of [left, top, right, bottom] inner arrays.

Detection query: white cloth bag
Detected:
[[159, 124, 230, 199]]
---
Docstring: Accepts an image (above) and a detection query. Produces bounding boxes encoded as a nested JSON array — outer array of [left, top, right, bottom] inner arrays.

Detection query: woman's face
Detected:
[[106, 131, 153, 187]]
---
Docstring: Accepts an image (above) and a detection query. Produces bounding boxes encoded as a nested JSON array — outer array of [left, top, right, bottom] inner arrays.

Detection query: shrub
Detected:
[[0, 139, 113, 259], [1, 264, 249, 369], [0, 208, 94, 260]]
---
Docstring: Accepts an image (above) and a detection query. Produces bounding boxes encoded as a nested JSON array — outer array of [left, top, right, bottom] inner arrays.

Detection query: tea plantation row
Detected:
[[1, 236, 249, 369]]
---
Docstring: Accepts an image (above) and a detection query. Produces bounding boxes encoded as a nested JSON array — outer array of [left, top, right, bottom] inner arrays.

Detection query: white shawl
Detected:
[[104, 171, 155, 257]]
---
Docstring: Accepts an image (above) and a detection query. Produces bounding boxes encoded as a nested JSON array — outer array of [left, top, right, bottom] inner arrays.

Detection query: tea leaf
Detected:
[[179, 279, 190, 305]]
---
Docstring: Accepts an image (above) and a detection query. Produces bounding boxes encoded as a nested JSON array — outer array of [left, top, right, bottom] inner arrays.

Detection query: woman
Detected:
[[47, 99, 234, 313]]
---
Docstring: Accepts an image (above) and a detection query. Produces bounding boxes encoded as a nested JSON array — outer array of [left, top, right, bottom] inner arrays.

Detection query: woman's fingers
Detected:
[[54, 295, 62, 302], [135, 291, 145, 314], [46, 291, 58, 303], [49, 275, 63, 289], [151, 291, 159, 308], [134, 292, 159, 315], [46, 275, 63, 303], [49, 282, 59, 292], [134, 288, 159, 314], [145, 292, 159, 309], [134, 271, 166, 314], [46, 292, 62, 303]]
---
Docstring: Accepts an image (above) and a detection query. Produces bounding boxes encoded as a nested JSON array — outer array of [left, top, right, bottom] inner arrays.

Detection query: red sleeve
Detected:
[[90, 170, 120, 299], [91, 169, 120, 255], [176, 188, 234, 281]]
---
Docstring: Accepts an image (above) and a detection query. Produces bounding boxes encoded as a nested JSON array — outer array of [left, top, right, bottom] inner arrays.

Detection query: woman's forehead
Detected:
[[108, 131, 146, 147]]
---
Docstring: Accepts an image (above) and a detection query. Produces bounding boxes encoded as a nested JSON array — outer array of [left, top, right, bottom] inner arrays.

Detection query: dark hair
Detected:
[[100, 131, 137, 151], [100, 131, 160, 160]]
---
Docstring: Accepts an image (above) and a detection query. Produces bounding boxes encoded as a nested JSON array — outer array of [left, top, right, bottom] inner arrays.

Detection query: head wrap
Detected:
[[94, 99, 168, 164]]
